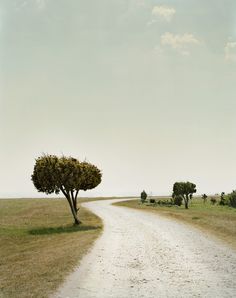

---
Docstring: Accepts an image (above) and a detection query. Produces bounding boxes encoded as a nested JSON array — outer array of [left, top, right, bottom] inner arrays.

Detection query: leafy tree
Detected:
[[202, 194, 208, 204], [140, 190, 147, 204], [172, 181, 197, 209], [31, 154, 102, 225]]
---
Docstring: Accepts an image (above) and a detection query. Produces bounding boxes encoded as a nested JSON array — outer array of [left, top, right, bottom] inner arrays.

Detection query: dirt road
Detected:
[[53, 199, 236, 298]]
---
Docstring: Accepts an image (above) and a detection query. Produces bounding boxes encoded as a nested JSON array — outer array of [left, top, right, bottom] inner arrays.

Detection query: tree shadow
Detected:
[[28, 224, 101, 235]]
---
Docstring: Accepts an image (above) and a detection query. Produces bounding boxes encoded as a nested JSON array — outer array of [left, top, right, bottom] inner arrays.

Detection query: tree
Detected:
[[31, 154, 102, 225], [202, 194, 207, 204], [219, 192, 226, 205], [172, 181, 197, 209], [140, 190, 147, 204]]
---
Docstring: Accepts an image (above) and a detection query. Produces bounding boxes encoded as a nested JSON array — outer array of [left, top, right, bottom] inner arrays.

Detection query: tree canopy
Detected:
[[172, 181, 196, 209], [31, 154, 102, 224]]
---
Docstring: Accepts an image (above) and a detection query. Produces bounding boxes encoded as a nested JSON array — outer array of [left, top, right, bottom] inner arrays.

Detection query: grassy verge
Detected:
[[114, 198, 236, 249], [0, 197, 105, 298]]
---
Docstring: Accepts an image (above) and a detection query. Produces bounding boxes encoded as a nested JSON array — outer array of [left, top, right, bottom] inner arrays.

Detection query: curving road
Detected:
[[53, 199, 236, 298]]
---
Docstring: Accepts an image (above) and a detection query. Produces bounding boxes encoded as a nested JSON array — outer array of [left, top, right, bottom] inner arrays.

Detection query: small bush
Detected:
[[157, 200, 172, 206], [149, 198, 156, 204], [210, 197, 217, 205], [173, 195, 182, 206], [219, 192, 226, 205], [202, 194, 207, 204], [219, 199, 226, 205], [228, 190, 236, 208]]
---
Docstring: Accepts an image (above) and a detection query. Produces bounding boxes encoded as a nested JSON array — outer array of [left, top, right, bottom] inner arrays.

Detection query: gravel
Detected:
[[53, 199, 236, 298]]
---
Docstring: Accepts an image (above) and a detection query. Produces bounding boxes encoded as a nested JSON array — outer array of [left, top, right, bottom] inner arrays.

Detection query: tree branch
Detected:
[[74, 190, 79, 212], [71, 190, 78, 214], [75, 190, 79, 200], [60, 186, 68, 198], [71, 190, 75, 201]]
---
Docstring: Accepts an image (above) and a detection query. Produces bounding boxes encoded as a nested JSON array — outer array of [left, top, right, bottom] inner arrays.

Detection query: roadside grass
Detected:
[[0, 197, 105, 298], [114, 198, 236, 249]]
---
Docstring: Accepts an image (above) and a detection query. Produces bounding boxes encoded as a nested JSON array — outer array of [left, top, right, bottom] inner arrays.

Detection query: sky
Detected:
[[0, 0, 236, 198]]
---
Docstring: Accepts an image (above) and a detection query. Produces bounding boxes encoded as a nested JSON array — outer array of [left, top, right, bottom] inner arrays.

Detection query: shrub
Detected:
[[228, 190, 236, 208], [210, 197, 217, 205], [219, 192, 226, 206], [202, 194, 207, 204], [157, 200, 172, 206], [149, 198, 156, 204], [173, 195, 183, 206]]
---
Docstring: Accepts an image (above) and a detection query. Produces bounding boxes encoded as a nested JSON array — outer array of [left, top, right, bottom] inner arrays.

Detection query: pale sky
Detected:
[[0, 0, 236, 198]]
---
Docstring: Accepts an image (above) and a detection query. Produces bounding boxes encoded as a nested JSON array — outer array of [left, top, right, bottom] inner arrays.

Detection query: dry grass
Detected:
[[0, 198, 103, 298], [114, 198, 236, 250]]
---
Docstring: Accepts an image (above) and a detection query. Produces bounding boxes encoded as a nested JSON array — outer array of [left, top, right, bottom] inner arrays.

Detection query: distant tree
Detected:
[[202, 194, 208, 204], [31, 154, 102, 225], [140, 190, 147, 204], [210, 197, 217, 205], [172, 182, 197, 209], [219, 192, 226, 205]]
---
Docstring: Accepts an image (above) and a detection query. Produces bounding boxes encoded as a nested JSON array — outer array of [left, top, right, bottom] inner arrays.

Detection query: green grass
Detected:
[[114, 197, 236, 249], [0, 197, 105, 298]]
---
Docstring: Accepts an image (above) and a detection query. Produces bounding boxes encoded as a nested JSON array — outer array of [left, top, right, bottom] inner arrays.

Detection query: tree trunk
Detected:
[[70, 203, 81, 225], [73, 214, 81, 225], [71, 191, 77, 214], [62, 189, 81, 225], [184, 201, 189, 209], [184, 195, 189, 209]]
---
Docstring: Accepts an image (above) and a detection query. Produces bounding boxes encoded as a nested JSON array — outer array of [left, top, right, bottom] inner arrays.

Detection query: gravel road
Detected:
[[53, 199, 236, 298]]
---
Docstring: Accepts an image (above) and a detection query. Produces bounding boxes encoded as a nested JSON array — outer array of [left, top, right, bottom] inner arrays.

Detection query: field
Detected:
[[0, 197, 105, 298], [114, 197, 236, 249], [1, 196, 236, 298]]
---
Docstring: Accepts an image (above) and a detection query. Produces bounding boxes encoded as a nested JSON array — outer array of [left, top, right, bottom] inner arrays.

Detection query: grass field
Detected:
[[0, 197, 105, 298], [114, 198, 236, 250]]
